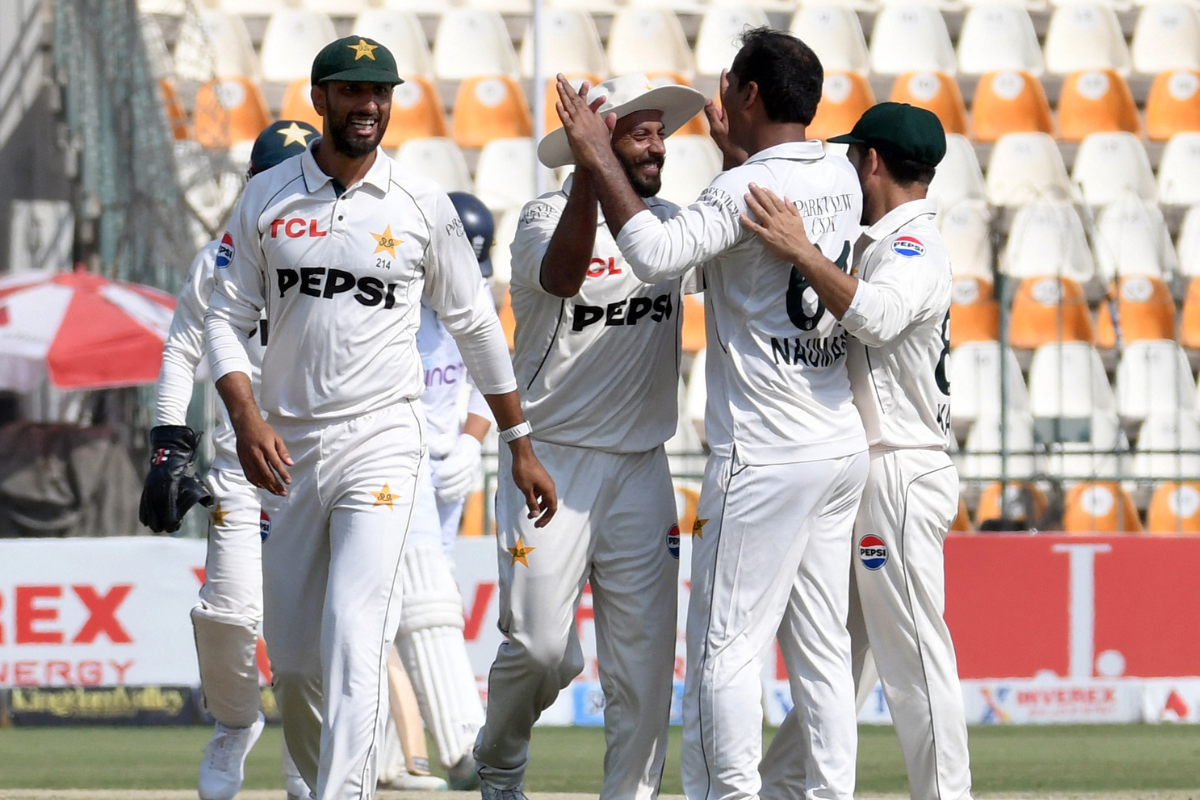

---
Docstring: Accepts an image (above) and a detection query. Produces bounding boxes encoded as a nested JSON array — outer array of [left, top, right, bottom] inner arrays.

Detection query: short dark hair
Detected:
[[874, 144, 937, 187], [729, 28, 824, 126]]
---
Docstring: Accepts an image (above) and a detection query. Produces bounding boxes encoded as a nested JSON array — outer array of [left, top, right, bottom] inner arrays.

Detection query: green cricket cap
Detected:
[[828, 102, 946, 167], [311, 36, 403, 86]]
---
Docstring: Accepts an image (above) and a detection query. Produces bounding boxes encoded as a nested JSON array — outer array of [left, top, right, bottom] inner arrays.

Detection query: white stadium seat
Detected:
[[1158, 133, 1200, 205], [869, 4, 958, 75], [259, 10, 337, 84], [393, 138, 474, 194], [379, 0, 452, 12], [1043, 4, 1131, 75], [948, 341, 1030, 439], [694, 7, 770, 77], [433, 10, 519, 81], [1116, 341, 1197, 427], [300, 0, 370, 15], [351, 10, 433, 79], [173, 11, 260, 81], [606, 9, 695, 79], [1131, 3, 1200, 74], [216, 0, 290, 15], [1071, 131, 1157, 207], [788, 6, 871, 75], [1004, 202, 1096, 284], [928, 133, 987, 209], [519, 9, 607, 79], [546, 0, 622, 11], [1132, 411, 1200, 481], [471, 0, 536, 12], [1092, 199, 1179, 283], [1029, 342, 1117, 419], [489, 209, 521, 289], [940, 200, 994, 281], [1178, 205, 1200, 278], [957, 4, 1044, 75], [474, 138, 538, 214], [659, 136, 723, 208], [962, 412, 1042, 481], [1046, 411, 1128, 482], [985, 132, 1076, 206]]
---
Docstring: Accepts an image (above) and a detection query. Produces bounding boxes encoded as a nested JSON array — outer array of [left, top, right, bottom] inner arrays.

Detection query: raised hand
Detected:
[[555, 73, 617, 172], [740, 182, 818, 266]]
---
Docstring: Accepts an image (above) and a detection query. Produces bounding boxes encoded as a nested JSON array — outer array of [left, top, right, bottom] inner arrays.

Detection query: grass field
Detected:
[[0, 725, 1199, 795]]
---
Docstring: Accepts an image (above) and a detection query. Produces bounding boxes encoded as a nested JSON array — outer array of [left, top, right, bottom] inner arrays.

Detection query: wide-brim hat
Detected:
[[537, 73, 707, 169]]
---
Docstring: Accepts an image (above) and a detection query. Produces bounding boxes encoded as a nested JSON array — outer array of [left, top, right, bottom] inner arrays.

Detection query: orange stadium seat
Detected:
[[809, 71, 875, 142], [1179, 278, 1200, 350], [1146, 481, 1200, 534], [676, 485, 700, 537], [459, 490, 493, 537], [498, 289, 517, 351], [949, 277, 1000, 347], [971, 71, 1054, 143], [279, 78, 324, 131], [889, 71, 967, 136], [382, 76, 447, 148], [950, 494, 973, 532], [1094, 276, 1177, 349], [975, 481, 1049, 530], [1009, 276, 1094, 351], [452, 75, 532, 149], [1057, 69, 1140, 142], [682, 294, 706, 355], [1063, 481, 1143, 533], [1145, 70, 1200, 142], [192, 77, 272, 149], [159, 79, 190, 141], [541, 74, 603, 136]]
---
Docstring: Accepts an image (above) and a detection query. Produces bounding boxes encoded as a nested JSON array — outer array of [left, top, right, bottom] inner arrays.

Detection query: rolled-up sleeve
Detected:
[[204, 192, 267, 383], [841, 244, 943, 348]]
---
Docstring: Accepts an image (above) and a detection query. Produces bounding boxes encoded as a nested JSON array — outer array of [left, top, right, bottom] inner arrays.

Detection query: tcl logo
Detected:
[[0, 585, 133, 645], [586, 257, 623, 279], [270, 218, 328, 238]]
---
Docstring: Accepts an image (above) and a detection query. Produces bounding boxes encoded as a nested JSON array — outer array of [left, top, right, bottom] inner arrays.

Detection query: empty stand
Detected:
[[1157, 132, 1200, 204], [970, 71, 1055, 141], [192, 77, 273, 149], [452, 76, 533, 148], [1004, 202, 1095, 284], [259, 10, 337, 84], [393, 137, 474, 194], [682, 294, 706, 355], [1117, 343, 1197, 428], [1063, 482, 1143, 532], [1028, 342, 1116, 419], [607, 9, 695, 80], [1092, 199, 1177, 283], [687, 347, 707, 445], [433, 10, 519, 81], [488, 209, 521, 289], [659, 135, 722, 208], [380, 0, 456, 13], [695, 6, 769, 76], [1145, 71, 1200, 141], [1071, 131, 1157, 207], [474, 137, 537, 213], [1009, 276, 1095, 349], [951, 495, 973, 532], [279, 79, 324, 131], [383, 77, 448, 147], [1146, 481, 1200, 533], [808, 72, 876, 141], [173, 11, 260, 82], [928, 134, 987, 209], [1057, 70, 1141, 141], [1180, 276, 1200, 350], [788, 6, 870, 75], [519, 9, 607, 79], [352, 10, 433, 78], [941, 201, 994, 281], [1131, 3, 1200, 74], [948, 341, 1029, 437], [889, 72, 968, 135], [159, 79, 190, 141], [957, 4, 1044, 75], [975, 481, 1049, 530], [869, 4, 958, 75], [962, 412, 1041, 481], [985, 132, 1075, 205], [1094, 276, 1178, 348], [949, 276, 1001, 346], [1043, 4, 1132, 75], [1178, 206, 1200, 278]]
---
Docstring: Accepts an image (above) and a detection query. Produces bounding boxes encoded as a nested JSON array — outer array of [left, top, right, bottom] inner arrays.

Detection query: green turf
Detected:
[[0, 725, 1197, 792]]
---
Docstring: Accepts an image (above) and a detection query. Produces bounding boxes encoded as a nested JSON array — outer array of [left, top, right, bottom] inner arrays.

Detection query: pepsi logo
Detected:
[[859, 534, 888, 570], [216, 232, 235, 269], [259, 510, 271, 542], [891, 236, 925, 258], [667, 523, 680, 560]]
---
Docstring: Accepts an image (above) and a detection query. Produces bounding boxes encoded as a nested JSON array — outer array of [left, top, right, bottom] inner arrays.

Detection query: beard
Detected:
[[616, 149, 665, 198], [327, 109, 385, 158]]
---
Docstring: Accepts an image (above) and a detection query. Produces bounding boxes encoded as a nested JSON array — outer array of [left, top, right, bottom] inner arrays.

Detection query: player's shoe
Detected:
[[448, 755, 481, 790], [197, 712, 265, 800], [380, 772, 449, 791], [479, 779, 526, 800]]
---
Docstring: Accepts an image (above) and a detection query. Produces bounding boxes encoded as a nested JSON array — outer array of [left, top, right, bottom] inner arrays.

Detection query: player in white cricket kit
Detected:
[[204, 37, 556, 800], [745, 104, 971, 800], [139, 120, 319, 800], [473, 74, 706, 800], [555, 30, 868, 800]]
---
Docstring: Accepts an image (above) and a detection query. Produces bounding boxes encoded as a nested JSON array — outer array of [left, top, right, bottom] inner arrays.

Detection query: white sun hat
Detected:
[[537, 72, 707, 169]]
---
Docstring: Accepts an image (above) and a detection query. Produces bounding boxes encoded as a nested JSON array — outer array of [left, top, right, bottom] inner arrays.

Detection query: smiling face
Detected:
[[312, 80, 394, 158], [610, 109, 667, 198]]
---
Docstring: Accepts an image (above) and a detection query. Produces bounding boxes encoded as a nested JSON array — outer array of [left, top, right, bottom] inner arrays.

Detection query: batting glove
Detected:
[[139, 425, 213, 534], [431, 433, 483, 505]]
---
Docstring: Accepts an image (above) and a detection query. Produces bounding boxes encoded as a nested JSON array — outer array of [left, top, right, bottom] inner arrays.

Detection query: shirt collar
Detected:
[[744, 140, 827, 165], [865, 198, 938, 242], [300, 139, 392, 195]]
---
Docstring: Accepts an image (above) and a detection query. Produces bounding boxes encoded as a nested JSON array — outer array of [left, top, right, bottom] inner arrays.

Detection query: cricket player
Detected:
[[555, 29, 868, 800], [473, 74, 706, 800], [139, 120, 319, 800], [746, 104, 971, 800], [204, 37, 556, 800]]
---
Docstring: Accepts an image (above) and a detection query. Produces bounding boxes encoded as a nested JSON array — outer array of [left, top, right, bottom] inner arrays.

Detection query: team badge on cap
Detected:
[[891, 236, 925, 258], [859, 534, 888, 570], [260, 510, 271, 542], [667, 523, 680, 560], [216, 232, 234, 268]]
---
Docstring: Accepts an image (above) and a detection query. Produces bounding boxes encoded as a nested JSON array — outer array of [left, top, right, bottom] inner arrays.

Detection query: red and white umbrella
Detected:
[[0, 270, 176, 391]]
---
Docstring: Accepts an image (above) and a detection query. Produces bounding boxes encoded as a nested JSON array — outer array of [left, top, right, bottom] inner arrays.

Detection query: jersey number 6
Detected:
[[786, 241, 851, 331]]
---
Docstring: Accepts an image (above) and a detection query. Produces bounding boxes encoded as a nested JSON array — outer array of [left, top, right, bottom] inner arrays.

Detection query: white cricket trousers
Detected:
[[475, 441, 679, 800], [759, 448, 971, 800], [684, 449, 868, 800], [192, 467, 263, 729], [259, 401, 425, 800]]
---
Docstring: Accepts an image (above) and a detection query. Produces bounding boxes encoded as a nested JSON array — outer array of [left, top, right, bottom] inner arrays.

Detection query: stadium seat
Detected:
[[1095, 276, 1178, 349], [950, 495, 973, 532], [173, 11, 260, 82], [1062, 482, 1143, 533], [1004, 203, 1095, 285], [869, 4, 957, 75], [175, 140, 238, 232], [607, 9, 695, 80], [1029, 342, 1116, 421], [433, 10, 519, 80], [474, 138, 538, 214], [519, 9, 607, 79], [788, 6, 870, 75], [540, 75, 603, 135], [394, 137, 474, 193], [279, 79, 324, 131], [682, 294, 706, 355], [1131, 4, 1200, 74], [975, 481, 1050, 530], [498, 289, 517, 351], [259, 10, 337, 84], [957, 4, 1044, 75], [808, 72, 876, 141], [379, 0, 453, 12], [487, 209, 520, 289], [351, 10, 433, 78], [1070, 132, 1157, 208], [1092, 199, 1178, 284], [889, 72, 968, 135], [659, 135, 723, 208], [1009, 276, 1095, 349], [302, 0, 371, 14], [192, 77, 273, 149], [1181, 277, 1200, 350], [159, 79, 190, 141], [1178, 206, 1200, 279], [928, 134, 987, 209], [1158, 133, 1200, 204], [949, 277, 1001, 347], [962, 412, 1041, 481], [695, 6, 770, 77], [1117, 343, 1197, 429], [948, 341, 1029, 438], [1043, 4, 1132, 75], [469, 0, 536, 12], [215, 0, 289, 12], [941, 201, 994, 281], [1145, 71, 1200, 141], [985, 132, 1075, 206], [1057, 70, 1140, 141], [382, 77, 447, 147], [970, 71, 1055, 141], [1145, 481, 1200, 533], [452, 76, 533, 148]]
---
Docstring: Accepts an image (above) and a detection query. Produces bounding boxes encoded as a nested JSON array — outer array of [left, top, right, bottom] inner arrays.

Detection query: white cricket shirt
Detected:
[[509, 176, 685, 453], [417, 300, 491, 459], [616, 141, 867, 465], [842, 199, 953, 450], [205, 142, 515, 421]]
